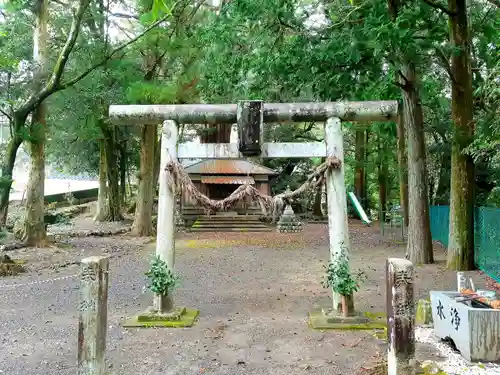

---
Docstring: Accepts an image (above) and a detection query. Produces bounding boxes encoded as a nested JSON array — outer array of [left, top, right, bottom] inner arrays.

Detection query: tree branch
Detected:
[[111, 20, 136, 40], [185, 0, 205, 20], [109, 12, 139, 20], [328, 5, 365, 28], [421, 0, 456, 16], [392, 80, 407, 91], [486, 0, 500, 7], [58, 11, 176, 90], [277, 14, 301, 32], [295, 134, 323, 142], [15, 0, 181, 116], [15, 0, 92, 116], [51, 0, 69, 6], [434, 47, 459, 86], [0, 109, 12, 121], [302, 121, 315, 133], [397, 70, 410, 86]]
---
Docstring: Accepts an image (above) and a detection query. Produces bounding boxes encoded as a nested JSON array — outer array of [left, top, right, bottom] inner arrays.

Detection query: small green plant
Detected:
[[322, 243, 366, 316], [55, 214, 71, 225], [145, 255, 179, 296], [323, 254, 366, 296], [323, 242, 366, 296]]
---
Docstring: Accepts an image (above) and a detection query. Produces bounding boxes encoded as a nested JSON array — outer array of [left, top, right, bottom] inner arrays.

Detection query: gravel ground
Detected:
[[0, 221, 490, 375], [416, 327, 500, 375]]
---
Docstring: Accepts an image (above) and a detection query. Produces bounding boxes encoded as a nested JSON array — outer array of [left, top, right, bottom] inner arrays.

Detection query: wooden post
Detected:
[[154, 120, 178, 312], [324, 117, 353, 314], [387, 258, 415, 375], [237, 100, 263, 156], [77, 256, 109, 375]]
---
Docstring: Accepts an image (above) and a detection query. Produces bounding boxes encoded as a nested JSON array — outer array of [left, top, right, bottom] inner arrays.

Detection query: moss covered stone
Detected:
[[0, 254, 27, 276], [137, 307, 187, 322], [123, 308, 199, 328], [420, 360, 448, 374], [308, 310, 386, 330], [361, 360, 448, 375], [416, 299, 433, 326]]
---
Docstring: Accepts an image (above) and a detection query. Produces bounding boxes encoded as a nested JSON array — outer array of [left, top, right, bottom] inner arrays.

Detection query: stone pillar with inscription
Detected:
[[386, 258, 415, 375], [77, 256, 109, 375]]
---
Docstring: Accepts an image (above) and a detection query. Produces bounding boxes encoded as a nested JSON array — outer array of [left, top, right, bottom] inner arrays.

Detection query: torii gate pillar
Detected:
[[154, 120, 177, 313]]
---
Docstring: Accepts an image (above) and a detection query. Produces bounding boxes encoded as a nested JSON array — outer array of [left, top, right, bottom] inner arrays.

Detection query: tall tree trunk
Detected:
[[20, 0, 49, 245], [94, 140, 108, 221], [388, 0, 433, 264], [133, 27, 163, 235], [396, 108, 409, 227], [378, 134, 388, 220], [132, 125, 157, 236], [97, 121, 122, 221], [0, 125, 24, 228], [435, 138, 451, 205], [354, 128, 367, 209], [402, 63, 433, 264], [447, 0, 475, 270], [312, 185, 323, 217], [119, 140, 127, 206], [312, 157, 325, 217], [21, 108, 47, 244]]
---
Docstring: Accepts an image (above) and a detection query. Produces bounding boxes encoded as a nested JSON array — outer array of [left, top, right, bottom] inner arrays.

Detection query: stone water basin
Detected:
[[430, 291, 500, 362]]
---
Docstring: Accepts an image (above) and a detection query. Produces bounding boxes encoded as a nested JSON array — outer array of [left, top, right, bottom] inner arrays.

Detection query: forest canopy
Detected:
[[0, 0, 498, 269]]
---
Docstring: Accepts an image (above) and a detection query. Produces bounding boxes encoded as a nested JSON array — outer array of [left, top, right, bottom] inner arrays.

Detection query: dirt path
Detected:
[[0, 222, 488, 375]]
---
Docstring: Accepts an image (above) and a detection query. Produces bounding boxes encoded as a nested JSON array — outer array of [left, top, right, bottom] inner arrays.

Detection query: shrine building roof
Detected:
[[184, 158, 277, 175]]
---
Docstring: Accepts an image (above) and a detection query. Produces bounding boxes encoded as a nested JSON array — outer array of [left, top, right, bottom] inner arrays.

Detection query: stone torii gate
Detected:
[[109, 100, 398, 324]]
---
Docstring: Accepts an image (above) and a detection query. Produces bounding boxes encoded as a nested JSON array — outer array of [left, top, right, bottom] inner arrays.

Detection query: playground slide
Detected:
[[348, 192, 372, 225]]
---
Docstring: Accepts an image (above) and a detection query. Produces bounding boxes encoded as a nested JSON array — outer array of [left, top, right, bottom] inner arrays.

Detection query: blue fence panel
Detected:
[[474, 207, 500, 281], [429, 205, 450, 248], [429, 205, 500, 282]]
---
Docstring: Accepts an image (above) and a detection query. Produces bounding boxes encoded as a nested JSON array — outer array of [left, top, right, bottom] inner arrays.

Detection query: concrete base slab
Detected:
[[308, 309, 386, 330], [123, 308, 199, 328]]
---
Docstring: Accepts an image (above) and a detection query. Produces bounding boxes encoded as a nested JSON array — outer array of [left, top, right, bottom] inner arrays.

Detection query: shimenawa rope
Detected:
[[164, 156, 341, 222]]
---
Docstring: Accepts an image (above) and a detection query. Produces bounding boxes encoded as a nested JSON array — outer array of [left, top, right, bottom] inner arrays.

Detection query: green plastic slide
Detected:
[[348, 192, 371, 225]]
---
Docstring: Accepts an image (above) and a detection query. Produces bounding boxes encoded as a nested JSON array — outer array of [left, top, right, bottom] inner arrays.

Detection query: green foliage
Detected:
[[323, 243, 365, 296], [0, 0, 498, 230], [145, 255, 179, 296], [0, 176, 13, 192], [55, 214, 71, 225], [486, 187, 500, 208], [126, 81, 178, 105]]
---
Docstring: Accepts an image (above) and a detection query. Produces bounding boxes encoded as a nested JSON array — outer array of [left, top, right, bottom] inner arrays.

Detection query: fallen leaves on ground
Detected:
[[176, 220, 394, 251]]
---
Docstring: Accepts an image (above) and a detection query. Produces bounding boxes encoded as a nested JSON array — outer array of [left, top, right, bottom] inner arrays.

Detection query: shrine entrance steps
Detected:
[[190, 214, 272, 232]]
